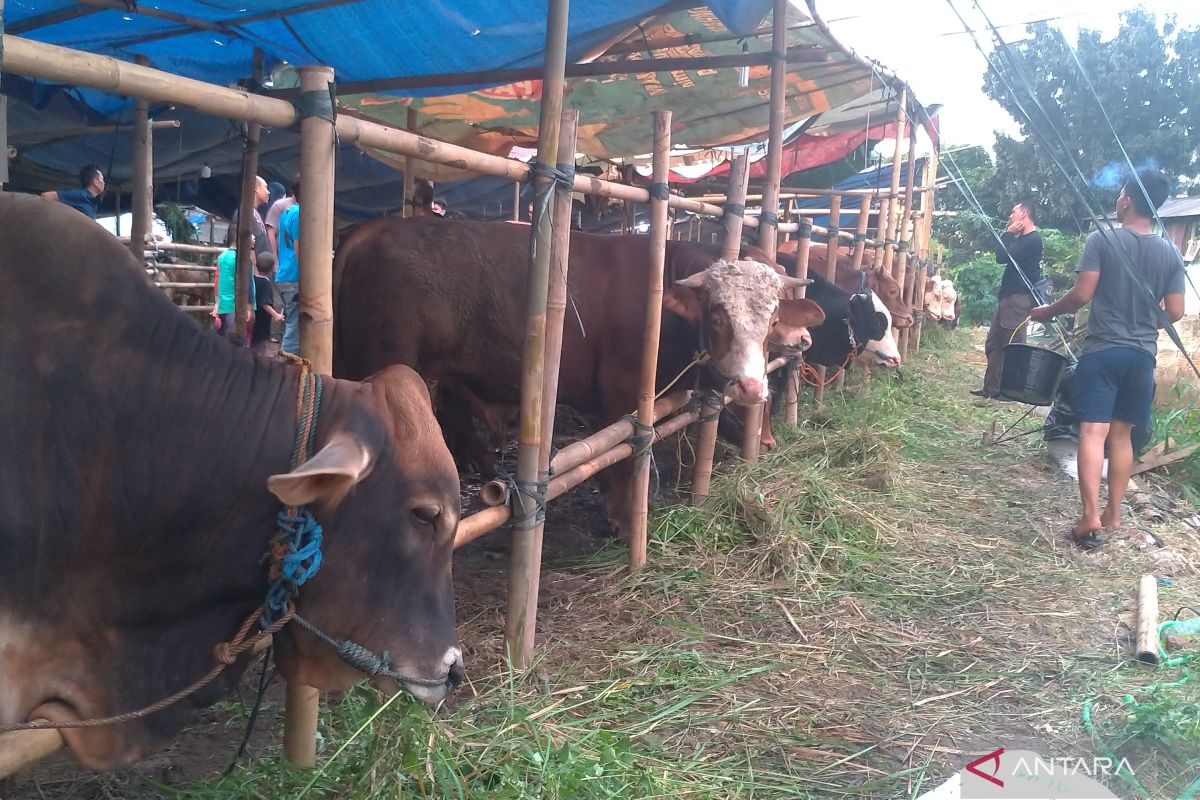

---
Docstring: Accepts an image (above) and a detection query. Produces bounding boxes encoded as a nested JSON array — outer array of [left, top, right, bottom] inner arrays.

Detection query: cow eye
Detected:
[[411, 505, 442, 524]]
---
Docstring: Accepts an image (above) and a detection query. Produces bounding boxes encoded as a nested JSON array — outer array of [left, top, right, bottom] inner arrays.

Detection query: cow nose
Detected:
[[799, 331, 812, 351], [443, 647, 465, 689], [731, 377, 765, 403]]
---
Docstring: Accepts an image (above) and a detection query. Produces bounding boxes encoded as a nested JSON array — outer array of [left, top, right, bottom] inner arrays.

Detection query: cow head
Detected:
[[924, 277, 945, 321], [267, 365, 463, 705], [663, 259, 824, 405], [862, 292, 902, 367], [847, 291, 890, 354], [865, 267, 914, 328]]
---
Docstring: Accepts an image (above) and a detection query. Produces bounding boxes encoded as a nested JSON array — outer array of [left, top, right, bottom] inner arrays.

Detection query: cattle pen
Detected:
[[0, 0, 945, 785]]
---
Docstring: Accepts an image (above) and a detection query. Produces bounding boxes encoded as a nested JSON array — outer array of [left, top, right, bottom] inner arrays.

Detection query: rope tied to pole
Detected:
[[723, 202, 745, 219], [621, 414, 657, 459], [495, 469, 550, 525], [797, 220, 813, 238], [761, 211, 780, 228], [648, 182, 671, 201], [263, 353, 325, 628]]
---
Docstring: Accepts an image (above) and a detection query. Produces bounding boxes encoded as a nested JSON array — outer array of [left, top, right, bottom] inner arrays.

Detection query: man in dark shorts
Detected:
[[973, 199, 1044, 398], [1031, 169, 1186, 543]]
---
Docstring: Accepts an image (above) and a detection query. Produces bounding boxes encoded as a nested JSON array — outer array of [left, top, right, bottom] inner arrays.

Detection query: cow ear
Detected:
[[267, 432, 375, 509], [662, 286, 705, 321], [772, 298, 825, 345]]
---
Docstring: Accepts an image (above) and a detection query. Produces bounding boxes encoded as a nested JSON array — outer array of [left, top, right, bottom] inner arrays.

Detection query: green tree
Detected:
[[981, 10, 1200, 231]]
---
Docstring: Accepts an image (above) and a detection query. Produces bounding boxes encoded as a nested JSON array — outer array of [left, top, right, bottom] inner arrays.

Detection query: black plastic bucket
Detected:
[[1000, 343, 1067, 406]]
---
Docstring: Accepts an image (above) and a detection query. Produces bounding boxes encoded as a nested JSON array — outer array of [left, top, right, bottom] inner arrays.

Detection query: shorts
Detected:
[[1072, 346, 1156, 430]]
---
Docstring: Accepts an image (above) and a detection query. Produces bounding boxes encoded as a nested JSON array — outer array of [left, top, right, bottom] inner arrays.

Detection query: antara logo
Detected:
[[966, 748, 1005, 787]]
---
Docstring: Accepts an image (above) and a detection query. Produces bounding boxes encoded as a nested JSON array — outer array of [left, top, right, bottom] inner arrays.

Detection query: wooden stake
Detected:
[[231, 48, 263, 346], [1136, 574, 1160, 665], [894, 125, 918, 353], [504, 0, 570, 671], [629, 109, 672, 573], [691, 152, 749, 504], [512, 181, 521, 221], [283, 64, 336, 769], [402, 107, 416, 218], [0, 727, 63, 781], [880, 88, 907, 275], [283, 683, 319, 768], [812, 194, 841, 406], [129, 56, 152, 264], [741, 0, 790, 464]]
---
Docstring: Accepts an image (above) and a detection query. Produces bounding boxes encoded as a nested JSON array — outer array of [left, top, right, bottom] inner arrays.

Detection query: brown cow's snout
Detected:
[[448, 658, 466, 689], [730, 377, 766, 406]]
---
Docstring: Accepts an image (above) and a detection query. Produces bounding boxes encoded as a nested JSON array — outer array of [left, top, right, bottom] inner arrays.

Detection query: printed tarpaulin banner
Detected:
[[338, 6, 896, 162]]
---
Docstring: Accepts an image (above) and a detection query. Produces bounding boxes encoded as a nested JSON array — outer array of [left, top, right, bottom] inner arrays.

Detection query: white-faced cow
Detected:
[[332, 218, 826, 538], [0, 193, 463, 770]]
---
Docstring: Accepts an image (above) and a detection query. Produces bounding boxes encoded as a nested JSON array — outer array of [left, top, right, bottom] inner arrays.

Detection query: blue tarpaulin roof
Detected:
[[6, 1, 772, 115]]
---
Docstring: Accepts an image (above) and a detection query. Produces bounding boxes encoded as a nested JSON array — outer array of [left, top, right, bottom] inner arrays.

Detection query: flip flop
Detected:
[[1068, 525, 1103, 548]]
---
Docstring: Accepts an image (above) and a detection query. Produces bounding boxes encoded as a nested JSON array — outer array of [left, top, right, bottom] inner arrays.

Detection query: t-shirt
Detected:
[[995, 230, 1044, 298], [230, 207, 271, 262], [276, 204, 300, 283], [57, 188, 100, 220], [1078, 228, 1186, 357], [216, 248, 256, 314], [252, 274, 277, 344], [265, 196, 296, 232]]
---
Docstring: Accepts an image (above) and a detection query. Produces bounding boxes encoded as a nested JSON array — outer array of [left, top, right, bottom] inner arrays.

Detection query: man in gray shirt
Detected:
[[1032, 169, 1186, 544]]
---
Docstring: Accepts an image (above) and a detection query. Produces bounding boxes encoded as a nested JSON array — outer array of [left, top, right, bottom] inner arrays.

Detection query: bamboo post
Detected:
[[129, 56, 152, 264], [283, 64, 337, 769], [912, 147, 939, 357], [812, 194, 841, 405], [628, 109, 672, 573], [512, 181, 521, 221], [402, 107, 416, 218], [455, 395, 703, 549], [880, 88, 907, 276], [785, 216, 813, 424], [0, 0, 6, 188], [740, 0, 789, 464], [231, 48, 263, 346], [871, 198, 890, 270], [511, 107, 576, 658], [691, 151, 749, 504], [835, 199, 873, 391], [0, 727, 63, 780], [1137, 574, 1160, 665], [894, 126, 918, 353], [504, 0, 570, 670]]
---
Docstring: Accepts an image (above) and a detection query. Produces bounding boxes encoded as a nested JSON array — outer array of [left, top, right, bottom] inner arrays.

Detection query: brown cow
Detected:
[[0, 193, 463, 770], [332, 218, 825, 537], [777, 240, 913, 327]]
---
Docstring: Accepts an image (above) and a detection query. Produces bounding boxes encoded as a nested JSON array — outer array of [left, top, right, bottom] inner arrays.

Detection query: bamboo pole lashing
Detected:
[[549, 391, 692, 476], [455, 399, 708, 549]]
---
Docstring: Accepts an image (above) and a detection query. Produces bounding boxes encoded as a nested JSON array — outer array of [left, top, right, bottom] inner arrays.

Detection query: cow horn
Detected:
[[778, 276, 814, 288], [675, 273, 707, 288]]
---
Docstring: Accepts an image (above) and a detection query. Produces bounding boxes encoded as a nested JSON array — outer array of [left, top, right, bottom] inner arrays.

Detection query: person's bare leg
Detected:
[[1101, 420, 1134, 530], [1075, 421, 1110, 538]]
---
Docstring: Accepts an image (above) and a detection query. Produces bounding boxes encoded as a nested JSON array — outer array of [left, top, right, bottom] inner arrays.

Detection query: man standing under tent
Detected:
[[275, 186, 301, 356], [41, 164, 105, 220], [973, 199, 1045, 399], [265, 176, 298, 255], [1031, 169, 1186, 544]]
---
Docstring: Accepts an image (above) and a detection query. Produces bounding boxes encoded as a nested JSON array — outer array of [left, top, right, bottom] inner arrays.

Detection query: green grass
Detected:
[[19, 326, 1200, 799]]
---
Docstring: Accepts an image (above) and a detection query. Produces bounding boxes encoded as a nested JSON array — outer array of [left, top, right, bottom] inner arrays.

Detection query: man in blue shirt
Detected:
[[42, 165, 105, 220], [276, 190, 301, 356]]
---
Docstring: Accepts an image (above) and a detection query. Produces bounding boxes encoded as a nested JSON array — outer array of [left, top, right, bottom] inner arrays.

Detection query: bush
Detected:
[[948, 258, 1004, 325]]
